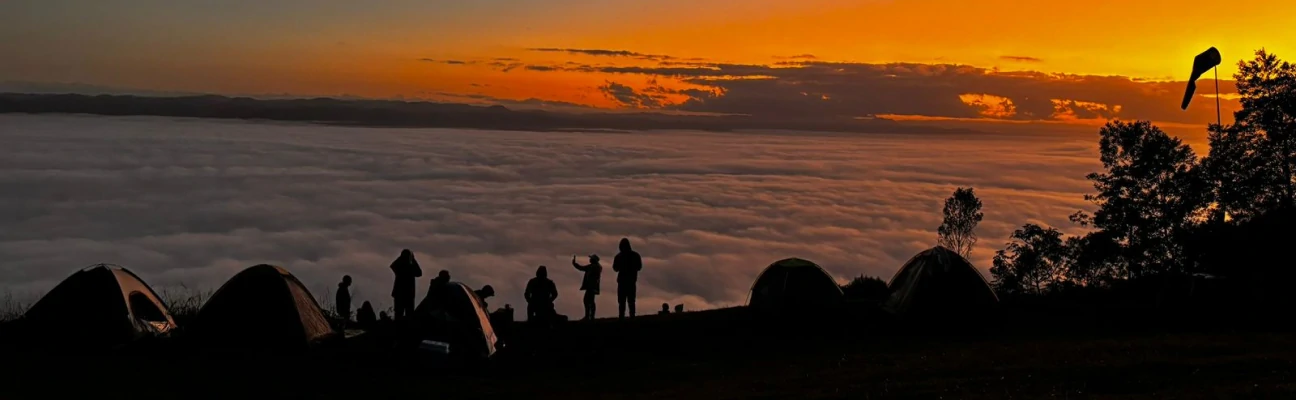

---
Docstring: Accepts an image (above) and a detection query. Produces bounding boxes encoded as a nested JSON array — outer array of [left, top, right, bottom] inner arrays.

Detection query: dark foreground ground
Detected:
[[4, 308, 1295, 399]]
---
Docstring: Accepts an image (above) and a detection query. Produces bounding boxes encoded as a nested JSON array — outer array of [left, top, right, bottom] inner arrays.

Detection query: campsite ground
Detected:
[[5, 308, 1295, 399]]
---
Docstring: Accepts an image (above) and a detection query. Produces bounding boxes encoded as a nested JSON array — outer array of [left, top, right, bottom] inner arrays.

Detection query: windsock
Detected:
[[1182, 47, 1222, 110]]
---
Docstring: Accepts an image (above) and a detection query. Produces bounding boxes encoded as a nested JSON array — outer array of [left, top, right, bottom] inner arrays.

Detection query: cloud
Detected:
[[527, 47, 676, 61], [1000, 55, 1043, 63], [627, 61, 1231, 124], [0, 114, 1101, 317], [598, 81, 667, 108], [428, 91, 599, 112], [595, 79, 722, 110], [419, 59, 472, 65], [774, 54, 818, 60], [495, 62, 524, 72], [1051, 99, 1120, 120], [419, 57, 526, 71], [960, 94, 1018, 118], [440, 49, 1238, 124]]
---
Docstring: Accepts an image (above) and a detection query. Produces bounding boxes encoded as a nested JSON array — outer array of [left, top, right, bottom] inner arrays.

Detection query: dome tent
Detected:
[[414, 282, 499, 359], [189, 264, 338, 349], [885, 246, 998, 317], [748, 258, 844, 312], [18, 264, 177, 348]]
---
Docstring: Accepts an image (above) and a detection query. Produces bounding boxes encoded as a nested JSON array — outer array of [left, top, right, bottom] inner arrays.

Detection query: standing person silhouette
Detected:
[[525, 266, 558, 322], [336, 275, 353, 323], [612, 238, 643, 319], [389, 249, 422, 319], [571, 254, 602, 321]]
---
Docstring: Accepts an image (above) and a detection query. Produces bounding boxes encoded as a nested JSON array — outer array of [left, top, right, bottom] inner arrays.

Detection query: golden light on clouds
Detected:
[[1, 0, 1289, 125], [959, 94, 1018, 119], [1050, 100, 1122, 122]]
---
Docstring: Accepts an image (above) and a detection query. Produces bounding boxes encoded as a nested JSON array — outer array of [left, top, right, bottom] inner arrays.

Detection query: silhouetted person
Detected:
[[613, 238, 643, 318], [675, 304, 684, 313], [525, 266, 558, 322], [498, 304, 514, 323], [336, 275, 353, 322], [572, 254, 602, 321], [475, 285, 495, 310], [659, 303, 670, 315], [390, 249, 423, 319], [433, 270, 451, 287], [357, 301, 377, 327], [419, 270, 452, 312]]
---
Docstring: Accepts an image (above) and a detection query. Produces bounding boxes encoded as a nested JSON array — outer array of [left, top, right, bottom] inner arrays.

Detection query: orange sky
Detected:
[[1, 0, 1291, 124]]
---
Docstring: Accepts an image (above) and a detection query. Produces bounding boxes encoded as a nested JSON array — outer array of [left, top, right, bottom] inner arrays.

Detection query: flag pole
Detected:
[[1215, 66, 1221, 126]]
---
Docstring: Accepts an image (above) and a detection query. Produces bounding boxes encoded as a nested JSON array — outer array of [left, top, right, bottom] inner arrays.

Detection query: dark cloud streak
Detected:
[[527, 47, 678, 61], [419, 59, 471, 65], [1000, 55, 1043, 63]]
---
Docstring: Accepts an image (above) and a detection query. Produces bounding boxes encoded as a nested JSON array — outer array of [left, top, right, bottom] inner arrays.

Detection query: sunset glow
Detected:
[[3, 0, 1292, 124]]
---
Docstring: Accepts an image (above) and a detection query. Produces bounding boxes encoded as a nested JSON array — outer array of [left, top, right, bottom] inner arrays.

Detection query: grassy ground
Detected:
[[0, 293, 27, 321], [3, 308, 1293, 399]]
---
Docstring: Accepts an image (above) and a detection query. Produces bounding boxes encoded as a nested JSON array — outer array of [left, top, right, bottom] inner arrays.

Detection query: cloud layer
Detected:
[[0, 115, 1101, 316], [429, 48, 1241, 125]]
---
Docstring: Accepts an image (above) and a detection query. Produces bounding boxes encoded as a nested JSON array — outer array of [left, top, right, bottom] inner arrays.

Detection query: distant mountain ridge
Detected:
[[0, 81, 337, 100], [0, 92, 986, 135]]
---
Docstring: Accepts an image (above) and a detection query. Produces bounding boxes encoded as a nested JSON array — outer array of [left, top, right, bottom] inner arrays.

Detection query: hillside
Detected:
[[5, 307, 1294, 399]]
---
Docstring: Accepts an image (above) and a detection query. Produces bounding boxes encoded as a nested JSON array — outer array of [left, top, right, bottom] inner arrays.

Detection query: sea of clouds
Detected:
[[0, 114, 1101, 316]]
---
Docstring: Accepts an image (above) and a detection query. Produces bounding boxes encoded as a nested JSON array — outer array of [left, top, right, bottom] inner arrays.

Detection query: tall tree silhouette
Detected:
[[937, 187, 983, 258], [1070, 121, 1204, 277], [991, 224, 1068, 296], [1235, 50, 1296, 205], [1191, 50, 1296, 286], [1201, 49, 1296, 220]]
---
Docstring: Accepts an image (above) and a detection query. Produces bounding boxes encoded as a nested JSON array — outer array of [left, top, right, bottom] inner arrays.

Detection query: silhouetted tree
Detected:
[[1200, 50, 1296, 220], [1063, 230, 1126, 287], [841, 275, 889, 302], [991, 49, 1296, 308], [1235, 50, 1296, 202], [1190, 50, 1296, 290], [991, 224, 1069, 296], [1070, 120, 1203, 277], [937, 187, 983, 258], [1200, 124, 1280, 221]]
